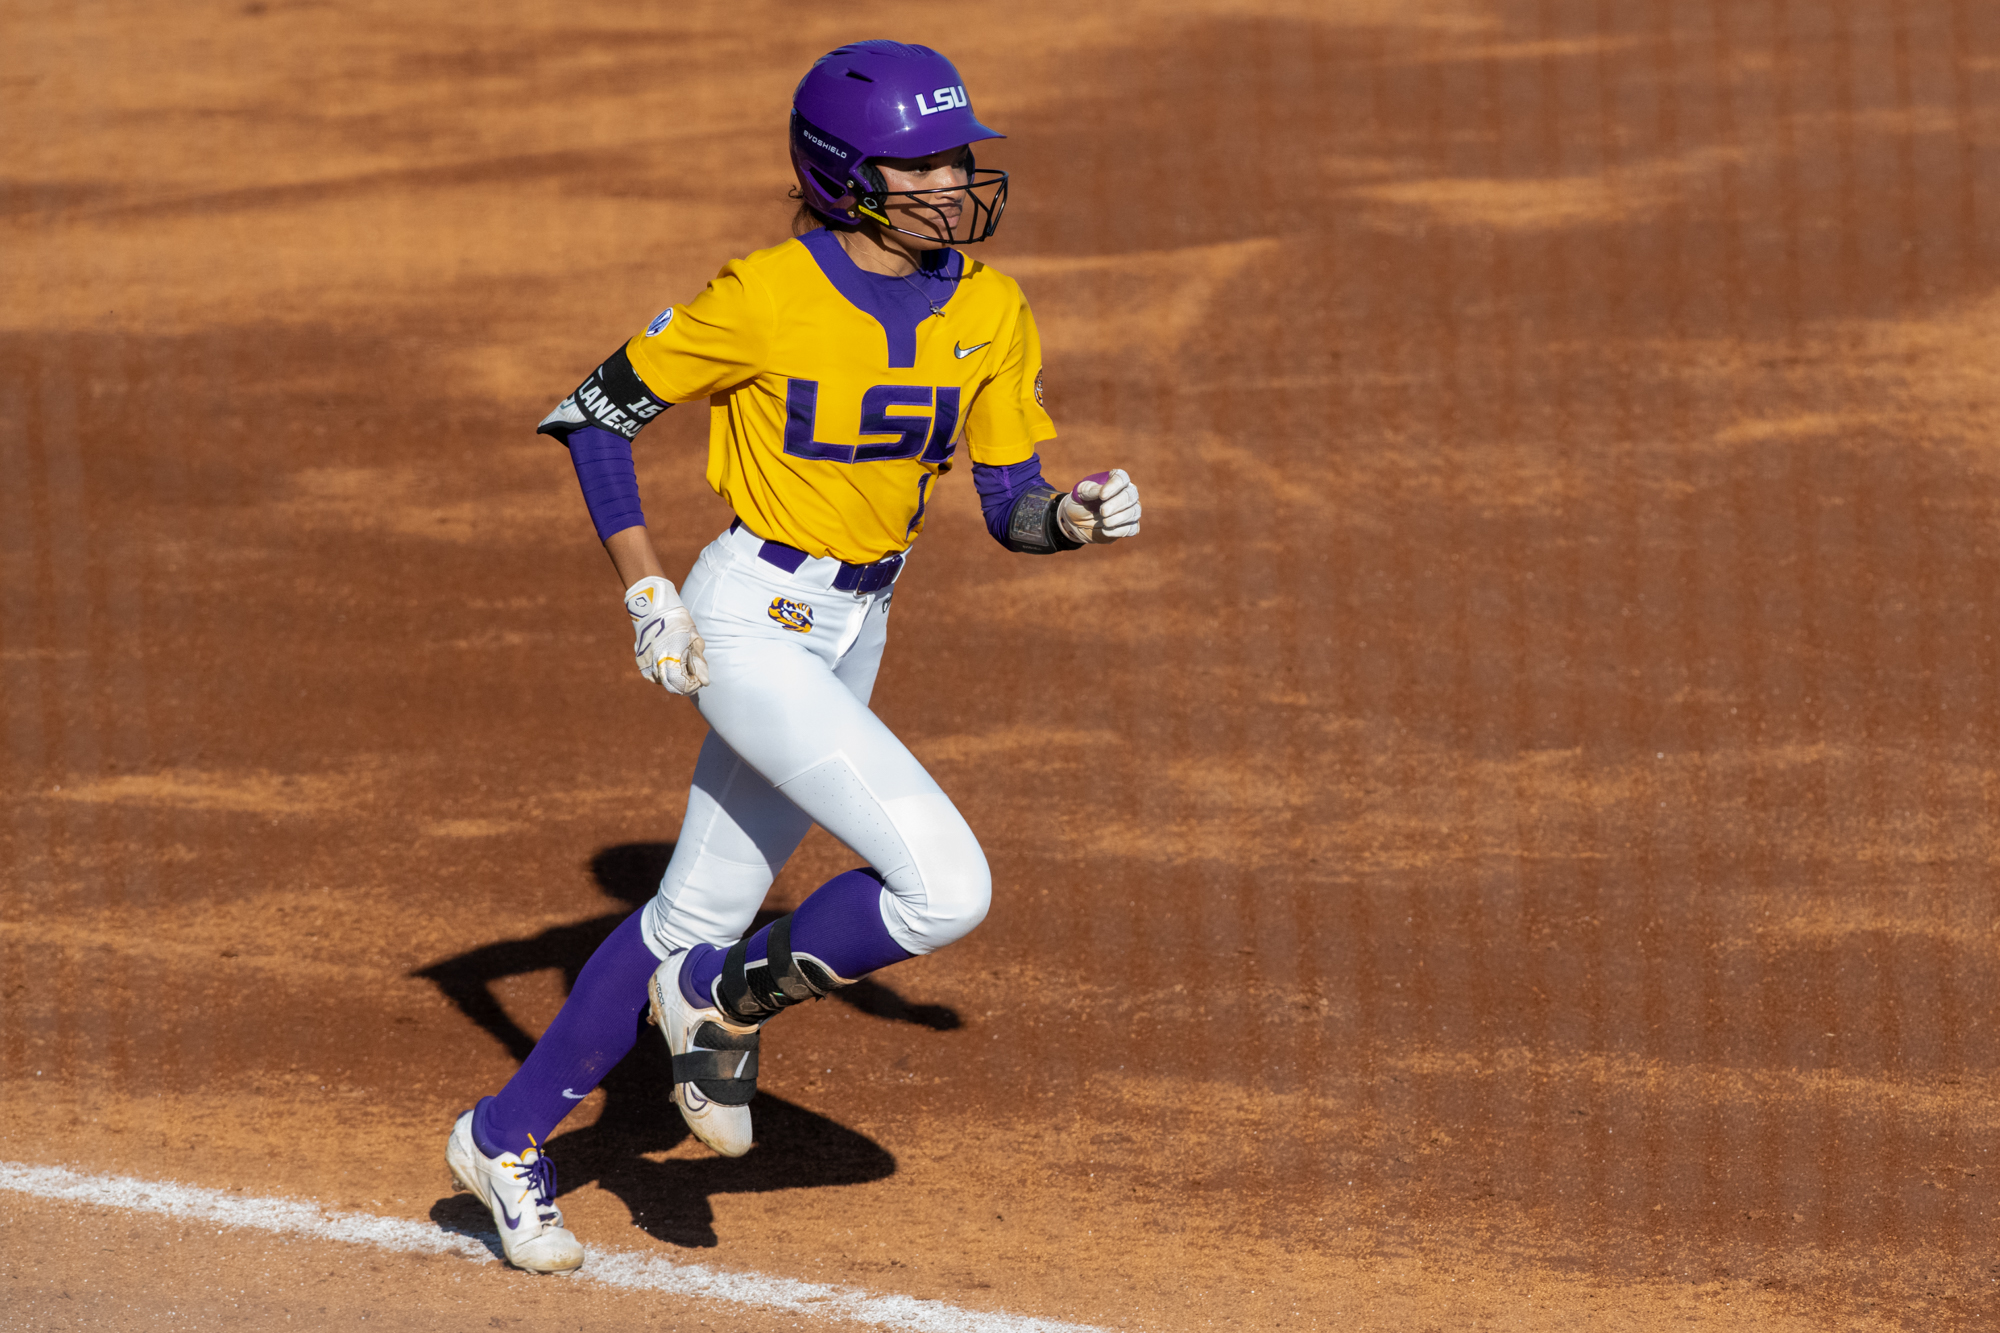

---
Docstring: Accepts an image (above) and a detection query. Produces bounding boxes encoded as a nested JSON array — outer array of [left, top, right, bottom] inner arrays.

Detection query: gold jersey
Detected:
[[624, 230, 1054, 564]]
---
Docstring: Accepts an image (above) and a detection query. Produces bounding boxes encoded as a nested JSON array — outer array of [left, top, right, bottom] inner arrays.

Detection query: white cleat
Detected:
[[445, 1110, 584, 1273], [649, 950, 761, 1157]]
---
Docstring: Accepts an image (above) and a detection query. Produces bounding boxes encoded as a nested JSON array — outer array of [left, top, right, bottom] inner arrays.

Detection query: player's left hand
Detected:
[[625, 576, 711, 695], [1057, 469, 1141, 544]]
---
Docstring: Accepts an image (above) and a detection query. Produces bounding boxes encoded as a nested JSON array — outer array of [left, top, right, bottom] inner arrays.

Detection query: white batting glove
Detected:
[[1057, 469, 1142, 544], [624, 576, 709, 695]]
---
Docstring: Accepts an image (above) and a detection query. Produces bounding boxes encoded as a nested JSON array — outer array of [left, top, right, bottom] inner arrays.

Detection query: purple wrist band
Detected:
[[973, 454, 1050, 546], [567, 425, 647, 540]]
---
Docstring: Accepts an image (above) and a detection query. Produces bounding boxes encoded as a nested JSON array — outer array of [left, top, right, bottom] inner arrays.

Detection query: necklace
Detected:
[[838, 230, 953, 318], [896, 267, 946, 319]]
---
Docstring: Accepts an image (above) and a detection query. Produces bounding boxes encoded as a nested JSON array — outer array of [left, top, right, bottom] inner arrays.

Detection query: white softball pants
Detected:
[[639, 523, 991, 961]]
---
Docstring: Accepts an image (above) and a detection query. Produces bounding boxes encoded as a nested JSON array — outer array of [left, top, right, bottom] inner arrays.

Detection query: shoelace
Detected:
[[511, 1139, 562, 1224]]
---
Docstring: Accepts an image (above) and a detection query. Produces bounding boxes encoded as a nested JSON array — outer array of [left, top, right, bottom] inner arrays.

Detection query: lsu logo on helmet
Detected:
[[768, 597, 814, 632], [914, 85, 969, 115]]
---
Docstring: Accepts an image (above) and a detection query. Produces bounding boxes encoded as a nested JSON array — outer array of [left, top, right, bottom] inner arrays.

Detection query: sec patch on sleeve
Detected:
[[646, 308, 675, 337]]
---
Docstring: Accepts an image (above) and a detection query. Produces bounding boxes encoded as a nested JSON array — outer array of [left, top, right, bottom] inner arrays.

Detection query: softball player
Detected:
[[445, 40, 1141, 1272]]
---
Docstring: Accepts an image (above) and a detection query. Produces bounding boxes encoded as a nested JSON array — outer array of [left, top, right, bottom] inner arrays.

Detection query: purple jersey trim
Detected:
[[973, 454, 1050, 546], [567, 425, 647, 541], [796, 228, 963, 369]]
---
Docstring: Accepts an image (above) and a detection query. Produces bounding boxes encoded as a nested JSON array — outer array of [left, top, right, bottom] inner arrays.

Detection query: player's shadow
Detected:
[[413, 841, 961, 1248]]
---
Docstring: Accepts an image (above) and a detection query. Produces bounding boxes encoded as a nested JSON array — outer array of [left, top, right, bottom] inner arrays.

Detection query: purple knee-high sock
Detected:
[[680, 868, 915, 1009], [473, 909, 658, 1158]]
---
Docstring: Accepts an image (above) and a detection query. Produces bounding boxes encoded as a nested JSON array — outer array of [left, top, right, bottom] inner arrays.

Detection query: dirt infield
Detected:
[[4, 1, 1998, 1328]]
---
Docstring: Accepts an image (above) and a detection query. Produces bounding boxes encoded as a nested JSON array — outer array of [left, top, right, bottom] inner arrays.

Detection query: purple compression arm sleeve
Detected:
[[567, 425, 647, 541], [972, 454, 1052, 547]]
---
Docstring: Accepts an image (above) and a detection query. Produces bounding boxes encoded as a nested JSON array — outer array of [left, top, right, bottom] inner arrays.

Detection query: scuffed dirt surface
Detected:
[[5, 0, 2000, 1329], [0, 1190, 900, 1333]]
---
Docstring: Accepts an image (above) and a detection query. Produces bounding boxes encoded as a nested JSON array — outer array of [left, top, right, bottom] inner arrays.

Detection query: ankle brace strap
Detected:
[[716, 914, 843, 1023]]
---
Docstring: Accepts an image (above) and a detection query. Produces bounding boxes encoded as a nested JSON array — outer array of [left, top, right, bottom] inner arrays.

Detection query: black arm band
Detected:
[[1003, 483, 1085, 555], [536, 345, 669, 443]]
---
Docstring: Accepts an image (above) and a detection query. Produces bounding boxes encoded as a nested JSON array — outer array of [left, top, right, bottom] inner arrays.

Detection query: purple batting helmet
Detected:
[[790, 41, 1009, 244]]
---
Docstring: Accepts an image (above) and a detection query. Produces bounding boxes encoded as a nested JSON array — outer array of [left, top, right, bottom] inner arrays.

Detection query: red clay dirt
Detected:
[[4, 1, 1999, 1329]]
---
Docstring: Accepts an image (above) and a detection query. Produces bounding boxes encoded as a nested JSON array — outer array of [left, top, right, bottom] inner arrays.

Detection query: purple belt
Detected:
[[730, 520, 906, 594]]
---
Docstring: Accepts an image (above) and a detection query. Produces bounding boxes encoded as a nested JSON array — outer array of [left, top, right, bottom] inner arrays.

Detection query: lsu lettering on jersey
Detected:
[[624, 229, 1055, 564]]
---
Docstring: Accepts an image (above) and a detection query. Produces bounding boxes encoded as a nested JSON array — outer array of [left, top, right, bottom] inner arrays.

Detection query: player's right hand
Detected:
[[624, 576, 710, 696]]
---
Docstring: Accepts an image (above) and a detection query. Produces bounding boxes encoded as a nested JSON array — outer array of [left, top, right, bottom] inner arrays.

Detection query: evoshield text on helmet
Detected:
[[790, 40, 1010, 245]]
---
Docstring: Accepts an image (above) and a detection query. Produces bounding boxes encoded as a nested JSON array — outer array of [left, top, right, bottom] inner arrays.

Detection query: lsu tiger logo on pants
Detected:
[[768, 597, 814, 632]]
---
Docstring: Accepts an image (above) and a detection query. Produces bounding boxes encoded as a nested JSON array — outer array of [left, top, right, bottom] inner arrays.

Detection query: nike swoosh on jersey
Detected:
[[953, 341, 992, 359], [561, 1088, 586, 1100]]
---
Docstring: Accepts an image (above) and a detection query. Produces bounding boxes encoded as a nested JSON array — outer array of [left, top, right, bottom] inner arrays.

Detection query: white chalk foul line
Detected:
[[0, 1161, 1107, 1333]]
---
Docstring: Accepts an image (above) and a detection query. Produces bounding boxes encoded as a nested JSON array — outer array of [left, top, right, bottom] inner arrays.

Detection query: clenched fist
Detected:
[[1057, 469, 1142, 544]]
